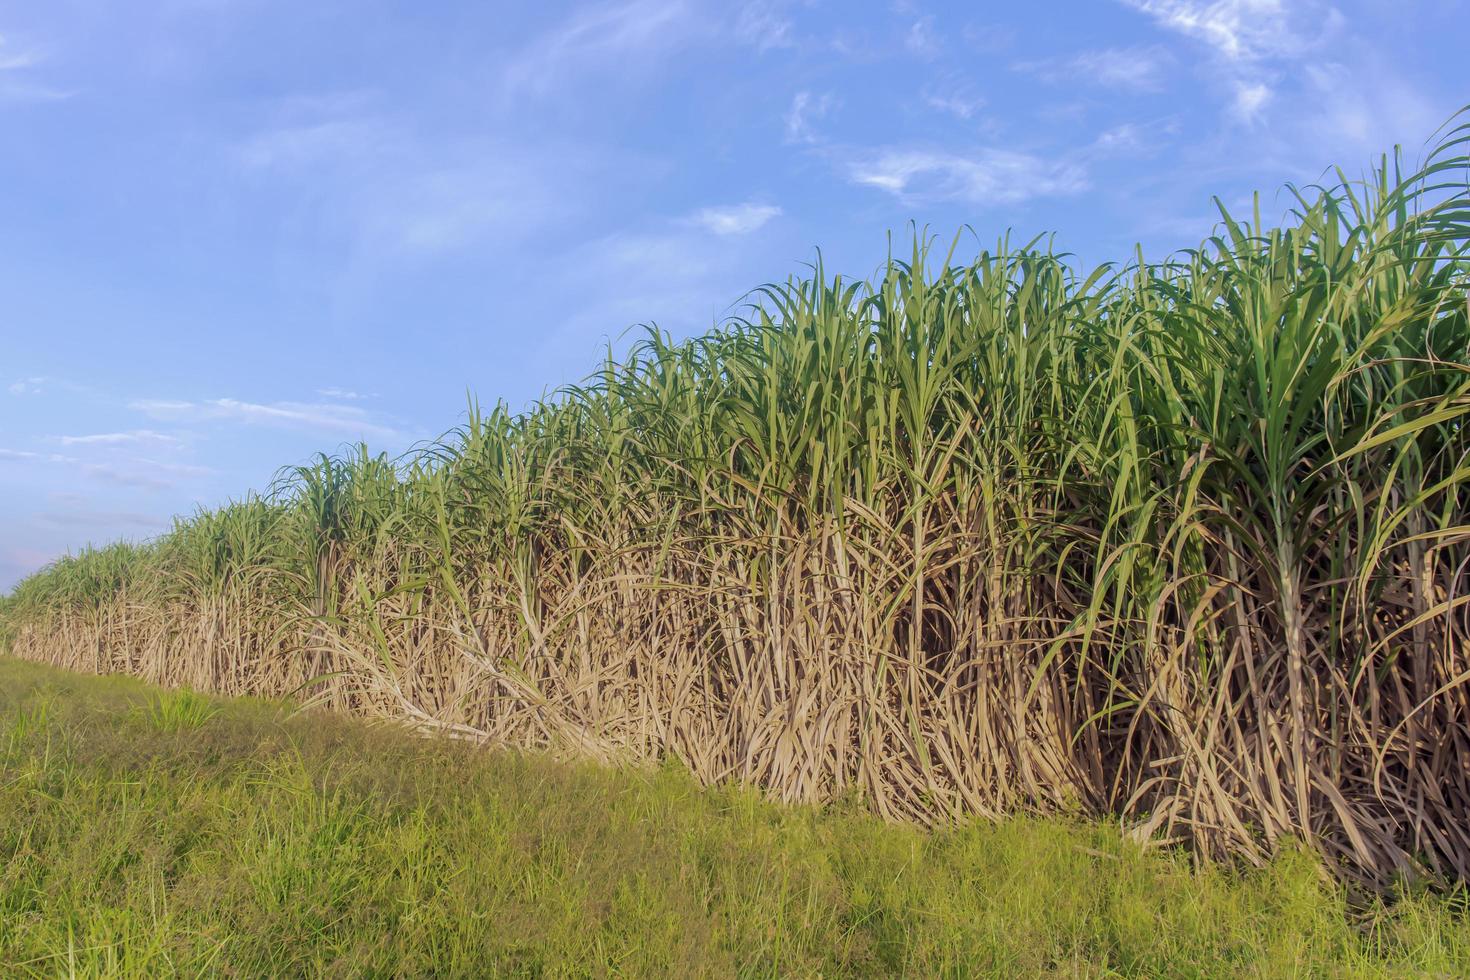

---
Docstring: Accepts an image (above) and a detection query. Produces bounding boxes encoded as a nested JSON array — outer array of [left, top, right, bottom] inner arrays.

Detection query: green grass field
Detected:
[[2, 659, 1466, 977]]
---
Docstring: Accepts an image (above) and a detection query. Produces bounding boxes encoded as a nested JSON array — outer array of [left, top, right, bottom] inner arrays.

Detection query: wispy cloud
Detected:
[[527, 220, 782, 367], [1015, 46, 1173, 91], [0, 33, 70, 102], [389, 163, 559, 253], [1230, 81, 1271, 123], [235, 103, 620, 257], [1087, 118, 1180, 158], [785, 90, 838, 144], [237, 118, 391, 172], [317, 387, 371, 401], [0, 446, 211, 492], [129, 399, 194, 415], [689, 203, 782, 235], [8, 376, 46, 395], [847, 147, 1089, 205], [130, 397, 400, 439], [1117, 0, 1314, 62], [501, 0, 799, 100], [211, 398, 398, 437], [502, 0, 693, 98], [36, 510, 170, 530], [57, 430, 182, 448], [1116, 0, 1338, 125], [904, 16, 941, 60], [0, 36, 40, 72], [1280, 59, 1443, 160], [79, 457, 213, 491], [922, 80, 986, 121], [961, 21, 1017, 54], [1092, 124, 1145, 156], [734, 1, 796, 51], [76, 465, 175, 491]]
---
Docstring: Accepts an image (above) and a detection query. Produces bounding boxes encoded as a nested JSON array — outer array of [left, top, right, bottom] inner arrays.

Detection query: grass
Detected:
[[135, 689, 220, 734], [3, 114, 1470, 888], [1, 658, 1467, 978]]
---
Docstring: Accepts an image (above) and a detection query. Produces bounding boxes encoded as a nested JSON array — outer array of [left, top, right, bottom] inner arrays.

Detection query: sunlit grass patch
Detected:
[[135, 688, 220, 734]]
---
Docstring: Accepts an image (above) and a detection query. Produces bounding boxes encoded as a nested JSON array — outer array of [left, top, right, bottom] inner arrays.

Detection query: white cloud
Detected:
[[0, 33, 70, 102], [735, 1, 796, 51], [1290, 60, 1444, 159], [8, 376, 46, 395], [1115, 1, 1342, 129], [501, 0, 798, 99], [961, 21, 1017, 54], [0, 445, 210, 492], [57, 430, 182, 448], [848, 148, 1089, 205], [318, 387, 370, 401], [1016, 46, 1173, 91], [1092, 124, 1145, 154], [689, 203, 782, 235], [923, 82, 986, 121], [1088, 119, 1179, 157], [1230, 81, 1271, 123], [0, 35, 40, 72], [502, 0, 693, 98], [128, 399, 195, 416], [131, 396, 399, 439], [785, 90, 837, 144], [905, 16, 941, 59], [1116, 0, 1313, 62], [212, 398, 397, 436], [76, 458, 214, 491]]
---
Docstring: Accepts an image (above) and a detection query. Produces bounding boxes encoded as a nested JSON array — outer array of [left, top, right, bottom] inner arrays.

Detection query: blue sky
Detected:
[[0, 0, 1463, 589]]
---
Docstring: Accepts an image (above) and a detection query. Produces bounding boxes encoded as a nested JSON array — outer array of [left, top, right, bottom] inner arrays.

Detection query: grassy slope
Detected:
[[1, 659, 1467, 977]]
